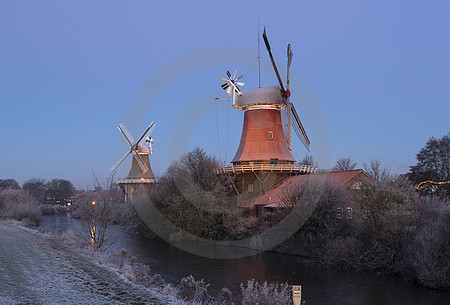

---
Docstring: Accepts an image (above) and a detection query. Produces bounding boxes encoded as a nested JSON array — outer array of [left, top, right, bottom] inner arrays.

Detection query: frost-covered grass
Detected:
[[56, 230, 294, 304], [8, 220, 295, 304], [0, 221, 171, 304], [240, 280, 292, 305]]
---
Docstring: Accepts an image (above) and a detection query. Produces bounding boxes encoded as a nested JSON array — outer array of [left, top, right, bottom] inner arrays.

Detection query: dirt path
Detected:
[[0, 221, 171, 305]]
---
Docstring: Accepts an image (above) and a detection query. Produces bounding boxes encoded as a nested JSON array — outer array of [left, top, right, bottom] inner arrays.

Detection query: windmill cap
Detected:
[[137, 143, 151, 154], [237, 85, 284, 107]]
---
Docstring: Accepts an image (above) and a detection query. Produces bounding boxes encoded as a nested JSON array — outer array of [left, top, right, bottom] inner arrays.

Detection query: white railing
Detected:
[[218, 164, 318, 174], [116, 178, 157, 184]]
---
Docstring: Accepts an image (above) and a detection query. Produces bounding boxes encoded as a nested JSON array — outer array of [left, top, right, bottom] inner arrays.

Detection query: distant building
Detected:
[[243, 169, 378, 217]]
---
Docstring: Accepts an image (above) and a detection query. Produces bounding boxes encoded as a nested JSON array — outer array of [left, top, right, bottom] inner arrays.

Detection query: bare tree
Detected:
[[300, 155, 317, 167], [0, 179, 20, 190], [73, 173, 137, 250], [22, 178, 47, 204], [45, 179, 75, 205], [333, 157, 357, 171], [173, 147, 222, 192], [409, 134, 449, 198], [410, 134, 449, 182], [363, 159, 391, 182]]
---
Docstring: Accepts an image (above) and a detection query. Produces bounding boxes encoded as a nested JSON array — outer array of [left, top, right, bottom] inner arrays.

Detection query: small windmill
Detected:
[[110, 122, 156, 174], [262, 27, 310, 152], [111, 122, 156, 202], [221, 70, 245, 105]]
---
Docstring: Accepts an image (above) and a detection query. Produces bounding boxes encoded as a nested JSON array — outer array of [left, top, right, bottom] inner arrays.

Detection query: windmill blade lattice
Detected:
[[118, 123, 135, 146], [111, 121, 156, 174], [110, 151, 131, 173], [290, 105, 310, 151], [220, 70, 244, 104]]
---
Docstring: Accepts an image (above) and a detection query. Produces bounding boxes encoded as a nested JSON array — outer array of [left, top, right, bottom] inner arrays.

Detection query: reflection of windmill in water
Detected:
[[111, 122, 157, 202], [217, 28, 317, 209]]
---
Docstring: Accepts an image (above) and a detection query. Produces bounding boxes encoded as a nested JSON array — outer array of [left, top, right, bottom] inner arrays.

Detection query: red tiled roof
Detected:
[[244, 169, 375, 207]]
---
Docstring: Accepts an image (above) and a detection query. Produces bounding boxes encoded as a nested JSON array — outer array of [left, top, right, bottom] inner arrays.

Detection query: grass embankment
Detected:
[[0, 221, 173, 304]]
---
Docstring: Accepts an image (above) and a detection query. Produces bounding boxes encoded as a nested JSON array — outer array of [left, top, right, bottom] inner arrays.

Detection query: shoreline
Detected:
[[0, 220, 175, 305], [137, 229, 449, 293]]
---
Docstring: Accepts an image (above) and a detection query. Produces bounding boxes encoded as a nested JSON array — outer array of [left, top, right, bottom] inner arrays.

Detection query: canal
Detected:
[[41, 215, 449, 304]]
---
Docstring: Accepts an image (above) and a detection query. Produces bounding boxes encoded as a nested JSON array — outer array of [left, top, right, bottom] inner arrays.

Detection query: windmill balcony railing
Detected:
[[217, 163, 318, 174], [116, 178, 157, 184]]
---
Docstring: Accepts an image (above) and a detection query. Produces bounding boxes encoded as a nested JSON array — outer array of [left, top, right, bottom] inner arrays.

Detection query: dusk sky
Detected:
[[1, 0, 449, 189]]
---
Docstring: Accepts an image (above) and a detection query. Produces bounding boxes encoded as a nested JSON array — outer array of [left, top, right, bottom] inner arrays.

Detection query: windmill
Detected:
[[216, 28, 316, 206], [111, 122, 157, 202], [221, 70, 245, 105]]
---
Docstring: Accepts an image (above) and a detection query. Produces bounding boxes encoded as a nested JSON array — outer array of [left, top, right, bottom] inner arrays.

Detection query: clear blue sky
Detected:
[[1, 0, 449, 189]]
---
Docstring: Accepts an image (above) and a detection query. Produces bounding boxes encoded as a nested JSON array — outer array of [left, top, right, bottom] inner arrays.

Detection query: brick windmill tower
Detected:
[[218, 28, 317, 207], [111, 122, 157, 202]]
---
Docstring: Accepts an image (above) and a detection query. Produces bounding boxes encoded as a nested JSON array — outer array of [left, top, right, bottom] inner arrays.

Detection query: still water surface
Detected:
[[41, 215, 449, 305]]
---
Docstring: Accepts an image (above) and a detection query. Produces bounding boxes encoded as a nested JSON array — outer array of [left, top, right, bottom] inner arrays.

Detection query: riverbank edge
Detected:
[[5, 220, 180, 305], [146, 232, 449, 293]]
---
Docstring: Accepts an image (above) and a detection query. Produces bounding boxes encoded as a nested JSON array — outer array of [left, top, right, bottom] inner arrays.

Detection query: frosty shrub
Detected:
[[125, 261, 153, 286], [408, 205, 450, 289], [240, 279, 292, 305], [177, 275, 210, 303], [224, 210, 260, 239], [215, 287, 233, 305], [149, 273, 166, 288], [412, 195, 449, 225], [141, 148, 245, 241], [40, 204, 68, 216], [95, 249, 172, 291], [325, 236, 364, 267], [0, 189, 37, 206], [0, 189, 41, 226], [276, 180, 351, 260], [12, 203, 42, 227]]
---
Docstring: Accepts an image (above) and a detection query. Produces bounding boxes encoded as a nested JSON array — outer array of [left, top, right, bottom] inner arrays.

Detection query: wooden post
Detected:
[[292, 285, 302, 305]]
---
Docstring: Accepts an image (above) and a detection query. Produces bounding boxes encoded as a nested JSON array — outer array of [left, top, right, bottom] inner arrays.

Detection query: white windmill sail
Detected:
[[262, 27, 310, 152], [110, 121, 156, 173]]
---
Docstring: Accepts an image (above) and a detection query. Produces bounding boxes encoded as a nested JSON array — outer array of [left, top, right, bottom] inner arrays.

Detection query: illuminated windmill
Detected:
[[111, 122, 157, 202], [218, 28, 317, 207]]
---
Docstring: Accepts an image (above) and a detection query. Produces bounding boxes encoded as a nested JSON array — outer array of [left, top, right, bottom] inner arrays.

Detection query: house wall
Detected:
[[236, 172, 293, 204]]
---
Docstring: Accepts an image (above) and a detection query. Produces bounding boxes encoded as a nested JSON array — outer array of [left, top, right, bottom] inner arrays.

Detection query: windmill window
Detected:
[[268, 131, 273, 139], [346, 207, 353, 219], [336, 208, 343, 219]]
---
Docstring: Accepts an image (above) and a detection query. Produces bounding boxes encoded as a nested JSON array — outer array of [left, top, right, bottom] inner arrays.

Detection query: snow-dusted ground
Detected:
[[0, 221, 170, 305]]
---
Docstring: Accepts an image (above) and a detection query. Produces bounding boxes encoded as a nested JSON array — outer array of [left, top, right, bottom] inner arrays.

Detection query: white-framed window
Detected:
[[248, 183, 254, 193], [268, 131, 273, 139], [346, 207, 353, 219], [336, 207, 343, 219]]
